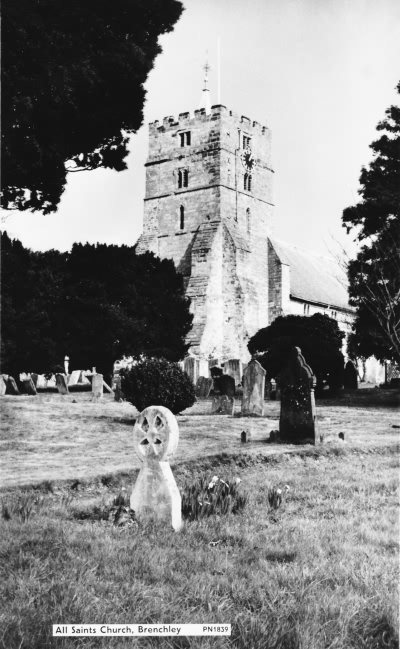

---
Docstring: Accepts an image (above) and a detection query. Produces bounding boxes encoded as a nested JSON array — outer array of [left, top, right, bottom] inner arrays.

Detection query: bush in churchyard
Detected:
[[121, 357, 196, 415]]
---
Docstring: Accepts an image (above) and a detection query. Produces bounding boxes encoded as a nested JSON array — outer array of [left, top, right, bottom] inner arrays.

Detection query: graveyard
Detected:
[[1, 384, 399, 648]]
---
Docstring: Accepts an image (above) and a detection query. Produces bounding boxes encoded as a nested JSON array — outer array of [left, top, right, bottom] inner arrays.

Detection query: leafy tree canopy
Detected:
[[248, 313, 345, 392], [342, 81, 400, 363], [1, 0, 183, 213], [1, 234, 193, 382]]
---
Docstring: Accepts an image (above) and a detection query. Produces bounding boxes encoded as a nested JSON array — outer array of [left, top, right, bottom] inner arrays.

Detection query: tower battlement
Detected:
[[149, 105, 270, 137]]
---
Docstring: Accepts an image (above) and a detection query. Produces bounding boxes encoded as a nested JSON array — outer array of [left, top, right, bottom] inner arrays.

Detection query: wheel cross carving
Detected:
[[133, 406, 179, 462]]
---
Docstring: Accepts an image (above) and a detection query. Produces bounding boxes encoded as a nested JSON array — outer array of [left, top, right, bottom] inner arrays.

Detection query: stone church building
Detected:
[[136, 85, 354, 383]]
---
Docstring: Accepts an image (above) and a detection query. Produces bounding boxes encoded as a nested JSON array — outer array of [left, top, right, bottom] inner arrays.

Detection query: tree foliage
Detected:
[[0, 234, 193, 381], [121, 357, 195, 414], [248, 314, 345, 392], [342, 81, 400, 363], [1, 0, 183, 213]]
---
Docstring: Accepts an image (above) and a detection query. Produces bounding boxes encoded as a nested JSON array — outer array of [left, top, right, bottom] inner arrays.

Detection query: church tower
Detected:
[[136, 77, 274, 367]]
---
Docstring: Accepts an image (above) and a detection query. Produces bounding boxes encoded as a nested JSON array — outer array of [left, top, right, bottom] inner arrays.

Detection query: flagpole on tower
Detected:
[[217, 37, 221, 105]]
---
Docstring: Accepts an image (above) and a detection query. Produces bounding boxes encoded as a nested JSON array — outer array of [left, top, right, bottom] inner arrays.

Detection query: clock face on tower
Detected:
[[241, 146, 257, 172]]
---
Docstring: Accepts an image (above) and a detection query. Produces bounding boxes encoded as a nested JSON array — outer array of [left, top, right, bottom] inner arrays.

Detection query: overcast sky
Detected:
[[3, 0, 400, 257]]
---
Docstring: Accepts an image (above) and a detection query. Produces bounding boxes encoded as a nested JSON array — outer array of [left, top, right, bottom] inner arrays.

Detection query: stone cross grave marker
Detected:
[[278, 347, 319, 445], [195, 376, 213, 398], [130, 405, 182, 531], [23, 378, 37, 395], [344, 360, 358, 390], [92, 374, 103, 401], [55, 373, 69, 395], [241, 359, 266, 416], [210, 394, 235, 416], [6, 376, 20, 395]]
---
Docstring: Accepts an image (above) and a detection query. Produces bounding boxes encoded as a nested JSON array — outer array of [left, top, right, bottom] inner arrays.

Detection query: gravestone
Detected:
[[278, 347, 318, 445], [130, 405, 181, 531], [241, 359, 266, 416], [195, 376, 213, 398], [23, 378, 37, 395], [92, 373, 103, 400], [47, 375, 56, 388], [241, 430, 251, 443], [102, 380, 114, 394], [36, 375, 48, 389], [344, 361, 358, 390], [55, 373, 69, 395], [216, 374, 235, 397], [114, 376, 125, 401], [68, 370, 81, 387], [6, 376, 20, 395], [31, 373, 39, 387], [224, 359, 242, 386], [80, 371, 92, 385], [210, 395, 235, 415], [0, 376, 6, 396]]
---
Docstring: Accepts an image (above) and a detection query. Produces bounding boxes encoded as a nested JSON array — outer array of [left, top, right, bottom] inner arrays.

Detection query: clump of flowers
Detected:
[[181, 475, 247, 521], [267, 485, 290, 510]]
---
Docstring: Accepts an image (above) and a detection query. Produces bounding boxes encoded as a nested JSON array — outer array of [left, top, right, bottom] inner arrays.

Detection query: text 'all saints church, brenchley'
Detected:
[[136, 64, 353, 382]]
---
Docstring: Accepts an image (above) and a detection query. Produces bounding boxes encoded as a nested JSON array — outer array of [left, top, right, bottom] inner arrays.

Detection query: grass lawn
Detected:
[[0, 388, 399, 648]]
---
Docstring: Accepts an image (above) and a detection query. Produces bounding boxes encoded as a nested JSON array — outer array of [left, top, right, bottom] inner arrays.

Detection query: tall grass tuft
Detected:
[[181, 474, 247, 520], [1, 493, 45, 522]]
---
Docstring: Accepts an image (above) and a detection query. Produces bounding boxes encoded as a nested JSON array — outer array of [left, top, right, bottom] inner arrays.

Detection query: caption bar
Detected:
[[53, 625, 231, 637]]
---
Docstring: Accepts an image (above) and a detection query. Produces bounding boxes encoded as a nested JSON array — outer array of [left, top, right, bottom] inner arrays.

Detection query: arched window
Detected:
[[183, 169, 189, 188], [178, 170, 183, 189], [246, 208, 251, 233], [180, 205, 185, 230], [244, 173, 248, 191]]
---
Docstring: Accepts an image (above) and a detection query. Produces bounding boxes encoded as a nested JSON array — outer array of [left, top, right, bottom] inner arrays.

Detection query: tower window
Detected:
[[244, 173, 252, 192], [180, 131, 191, 147], [180, 205, 185, 230], [243, 135, 251, 149], [246, 208, 251, 233], [178, 170, 183, 189], [183, 169, 189, 187]]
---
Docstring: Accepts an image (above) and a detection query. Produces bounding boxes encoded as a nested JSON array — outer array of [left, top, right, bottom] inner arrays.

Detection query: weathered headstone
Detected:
[[92, 373, 103, 400], [195, 376, 213, 398], [0, 376, 6, 396], [216, 373, 235, 397], [55, 373, 69, 395], [130, 405, 181, 531], [210, 395, 235, 415], [241, 359, 266, 416], [23, 378, 37, 395], [6, 376, 20, 395], [241, 430, 251, 443], [31, 373, 39, 387], [344, 361, 358, 390], [68, 370, 81, 387], [114, 376, 125, 401], [278, 347, 318, 445]]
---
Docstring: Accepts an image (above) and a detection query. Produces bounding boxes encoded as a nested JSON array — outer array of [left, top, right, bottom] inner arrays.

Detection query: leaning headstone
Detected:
[[344, 361, 358, 390], [6, 376, 20, 395], [210, 395, 235, 416], [55, 373, 69, 395], [241, 359, 266, 416], [31, 373, 39, 387], [22, 378, 37, 395], [216, 374, 235, 397], [0, 376, 6, 396], [130, 405, 182, 531], [103, 380, 114, 394], [68, 370, 81, 387], [195, 376, 213, 398], [92, 373, 103, 400], [278, 347, 319, 445]]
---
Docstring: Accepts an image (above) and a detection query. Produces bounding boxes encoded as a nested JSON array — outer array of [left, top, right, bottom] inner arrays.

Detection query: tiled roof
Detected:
[[269, 238, 351, 311]]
